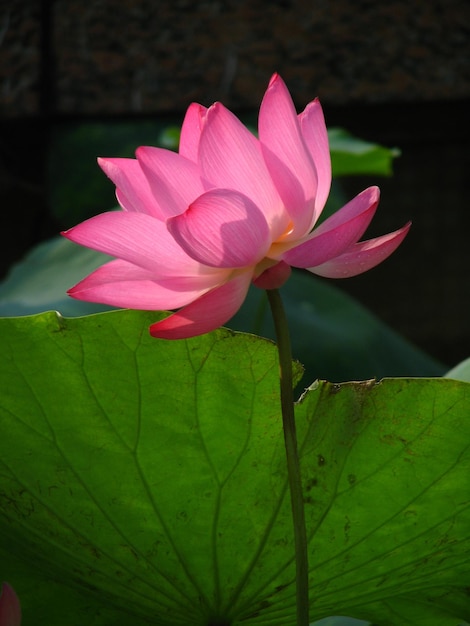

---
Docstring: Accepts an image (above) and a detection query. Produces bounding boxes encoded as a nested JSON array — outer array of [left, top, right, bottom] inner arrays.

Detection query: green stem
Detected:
[[266, 289, 309, 626]]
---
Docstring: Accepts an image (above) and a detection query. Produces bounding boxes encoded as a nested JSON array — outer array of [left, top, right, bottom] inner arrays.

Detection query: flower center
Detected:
[[277, 220, 295, 241]]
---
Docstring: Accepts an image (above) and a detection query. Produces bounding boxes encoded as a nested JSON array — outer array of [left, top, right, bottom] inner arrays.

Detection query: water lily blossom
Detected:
[[63, 74, 410, 339], [0, 583, 21, 626]]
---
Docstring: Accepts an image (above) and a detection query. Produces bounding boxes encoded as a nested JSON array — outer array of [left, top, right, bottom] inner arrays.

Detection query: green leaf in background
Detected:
[[0, 235, 115, 317], [0, 311, 468, 625], [445, 357, 470, 383], [328, 128, 400, 177], [0, 236, 445, 384]]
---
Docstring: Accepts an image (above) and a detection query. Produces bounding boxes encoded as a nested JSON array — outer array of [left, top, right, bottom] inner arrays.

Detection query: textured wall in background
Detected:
[[1, 0, 469, 116], [0, 2, 40, 116]]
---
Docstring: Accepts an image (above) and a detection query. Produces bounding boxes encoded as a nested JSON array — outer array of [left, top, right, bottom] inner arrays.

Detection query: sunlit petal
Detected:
[[63, 211, 203, 276], [168, 189, 270, 268], [98, 157, 159, 217], [281, 187, 380, 267], [150, 272, 252, 339], [310, 223, 411, 278], [67, 259, 226, 309], [179, 102, 208, 163], [136, 146, 208, 220], [259, 74, 318, 237], [299, 98, 331, 213], [198, 103, 288, 239]]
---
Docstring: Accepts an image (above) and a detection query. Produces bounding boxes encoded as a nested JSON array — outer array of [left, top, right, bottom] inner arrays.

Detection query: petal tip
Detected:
[[97, 156, 115, 176], [134, 145, 147, 160], [268, 72, 280, 87], [60, 227, 73, 239]]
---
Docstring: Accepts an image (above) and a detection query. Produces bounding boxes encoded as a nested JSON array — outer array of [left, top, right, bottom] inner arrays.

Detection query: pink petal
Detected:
[[179, 102, 207, 162], [253, 260, 292, 290], [258, 74, 318, 238], [67, 259, 226, 309], [149, 272, 252, 339], [98, 157, 160, 217], [298, 98, 331, 213], [281, 186, 380, 268], [310, 222, 411, 278], [313, 186, 380, 234], [0, 583, 21, 626], [167, 189, 271, 268], [136, 147, 208, 220], [198, 102, 288, 239], [62, 211, 202, 276]]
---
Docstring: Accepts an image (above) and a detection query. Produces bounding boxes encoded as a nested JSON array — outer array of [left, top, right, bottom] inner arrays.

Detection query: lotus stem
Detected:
[[266, 288, 309, 626]]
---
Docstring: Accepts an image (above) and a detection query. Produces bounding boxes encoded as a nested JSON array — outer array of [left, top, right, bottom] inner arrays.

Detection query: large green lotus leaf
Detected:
[[0, 310, 468, 625], [0, 236, 444, 383], [314, 616, 370, 626], [342, 588, 470, 626]]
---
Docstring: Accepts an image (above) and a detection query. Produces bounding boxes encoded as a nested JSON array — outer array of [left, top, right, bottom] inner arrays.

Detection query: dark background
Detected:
[[1, 0, 469, 366]]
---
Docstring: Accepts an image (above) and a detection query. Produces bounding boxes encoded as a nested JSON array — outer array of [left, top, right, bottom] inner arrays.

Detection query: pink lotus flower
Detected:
[[0, 583, 21, 626], [63, 74, 410, 339]]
